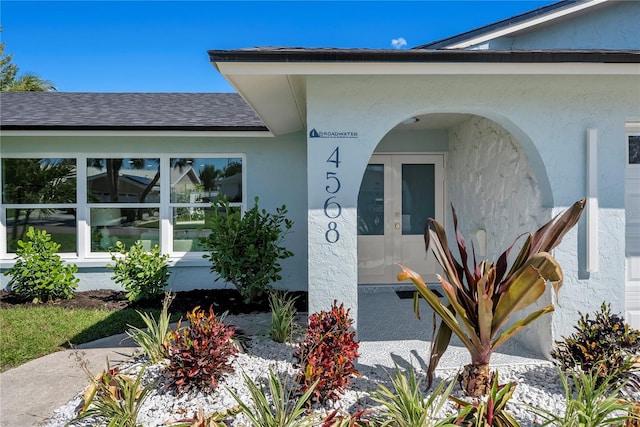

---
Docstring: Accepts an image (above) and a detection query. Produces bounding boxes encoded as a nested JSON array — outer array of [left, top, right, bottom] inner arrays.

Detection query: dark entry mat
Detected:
[[396, 289, 443, 299]]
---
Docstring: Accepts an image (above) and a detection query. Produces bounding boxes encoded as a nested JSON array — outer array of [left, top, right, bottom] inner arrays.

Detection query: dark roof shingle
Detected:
[[0, 92, 267, 131]]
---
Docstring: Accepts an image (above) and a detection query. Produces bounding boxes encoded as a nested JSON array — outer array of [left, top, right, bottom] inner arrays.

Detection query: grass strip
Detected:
[[0, 306, 179, 371]]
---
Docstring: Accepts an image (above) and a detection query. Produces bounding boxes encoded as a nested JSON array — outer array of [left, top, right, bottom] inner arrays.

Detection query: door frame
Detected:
[[357, 152, 446, 285], [625, 125, 640, 328]]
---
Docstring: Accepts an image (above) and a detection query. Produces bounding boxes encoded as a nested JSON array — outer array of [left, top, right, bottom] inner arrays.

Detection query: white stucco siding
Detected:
[[448, 116, 551, 356], [376, 129, 450, 153], [0, 133, 309, 292], [552, 208, 626, 338], [482, 1, 640, 50], [308, 73, 638, 209], [447, 116, 546, 258], [306, 72, 638, 345]]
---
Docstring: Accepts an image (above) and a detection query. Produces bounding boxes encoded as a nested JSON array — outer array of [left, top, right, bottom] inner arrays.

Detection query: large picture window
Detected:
[[2, 158, 77, 253], [1, 154, 245, 259]]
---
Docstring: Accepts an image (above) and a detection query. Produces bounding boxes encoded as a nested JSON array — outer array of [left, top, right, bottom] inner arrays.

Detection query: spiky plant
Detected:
[[398, 199, 585, 397]]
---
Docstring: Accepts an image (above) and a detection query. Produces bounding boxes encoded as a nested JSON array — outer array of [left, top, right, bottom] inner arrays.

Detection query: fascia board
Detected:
[[216, 61, 640, 76]]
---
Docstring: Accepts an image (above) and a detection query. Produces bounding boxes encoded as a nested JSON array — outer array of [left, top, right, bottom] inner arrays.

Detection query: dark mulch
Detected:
[[0, 288, 308, 315]]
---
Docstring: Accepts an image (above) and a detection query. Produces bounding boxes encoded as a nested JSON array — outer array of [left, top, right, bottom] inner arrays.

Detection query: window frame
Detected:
[[627, 126, 640, 167], [1, 157, 79, 257], [0, 153, 247, 263]]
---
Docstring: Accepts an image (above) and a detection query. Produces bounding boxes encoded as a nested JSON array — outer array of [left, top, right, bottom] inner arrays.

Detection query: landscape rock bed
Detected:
[[45, 335, 570, 427]]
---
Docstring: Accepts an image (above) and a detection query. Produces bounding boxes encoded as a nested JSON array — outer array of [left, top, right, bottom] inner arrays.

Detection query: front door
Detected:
[[357, 154, 445, 284]]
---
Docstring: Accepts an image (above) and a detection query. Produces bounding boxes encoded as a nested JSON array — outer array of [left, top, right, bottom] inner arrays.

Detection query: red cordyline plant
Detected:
[[295, 300, 360, 403], [398, 199, 585, 397], [166, 305, 238, 393]]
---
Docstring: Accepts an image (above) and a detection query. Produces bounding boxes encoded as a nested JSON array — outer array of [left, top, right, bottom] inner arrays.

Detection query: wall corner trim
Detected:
[[586, 128, 599, 272]]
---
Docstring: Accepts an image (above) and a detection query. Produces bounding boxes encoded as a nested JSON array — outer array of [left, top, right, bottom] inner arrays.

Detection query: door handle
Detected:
[[395, 223, 400, 230]]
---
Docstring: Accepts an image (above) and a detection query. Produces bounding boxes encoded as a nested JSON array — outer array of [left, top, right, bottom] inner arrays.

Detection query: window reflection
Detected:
[[2, 158, 76, 204], [5, 208, 77, 252], [87, 158, 160, 203], [358, 164, 384, 236], [170, 158, 242, 204], [170, 158, 242, 252], [90, 208, 159, 252], [402, 164, 435, 235]]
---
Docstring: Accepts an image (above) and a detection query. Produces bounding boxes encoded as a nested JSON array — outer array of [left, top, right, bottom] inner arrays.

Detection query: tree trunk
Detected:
[[460, 363, 493, 397]]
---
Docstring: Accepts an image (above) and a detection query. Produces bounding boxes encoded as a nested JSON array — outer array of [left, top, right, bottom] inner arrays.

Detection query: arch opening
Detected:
[[356, 112, 552, 355]]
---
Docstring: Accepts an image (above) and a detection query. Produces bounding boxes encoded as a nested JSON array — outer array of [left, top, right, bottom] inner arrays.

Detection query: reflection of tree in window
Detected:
[[199, 165, 221, 192], [87, 158, 162, 203], [2, 158, 75, 242]]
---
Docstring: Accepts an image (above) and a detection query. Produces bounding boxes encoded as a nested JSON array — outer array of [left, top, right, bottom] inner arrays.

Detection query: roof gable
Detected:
[[416, 0, 638, 51]]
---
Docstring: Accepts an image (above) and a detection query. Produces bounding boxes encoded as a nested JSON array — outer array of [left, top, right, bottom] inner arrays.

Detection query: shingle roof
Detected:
[[0, 92, 267, 131]]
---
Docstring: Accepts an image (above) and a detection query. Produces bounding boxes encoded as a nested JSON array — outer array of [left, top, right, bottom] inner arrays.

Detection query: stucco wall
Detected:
[[376, 129, 450, 153], [447, 116, 546, 257], [306, 72, 639, 343], [0, 132, 309, 292], [447, 115, 551, 356], [480, 1, 640, 50]]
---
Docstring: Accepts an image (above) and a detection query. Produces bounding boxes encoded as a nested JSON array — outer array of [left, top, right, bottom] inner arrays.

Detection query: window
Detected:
[[2, 158, 77, 253], [1, 154, 245, 259], [170, 157, 242, 252], [629, 135, 640, 165], [87, 158, 161, 252]]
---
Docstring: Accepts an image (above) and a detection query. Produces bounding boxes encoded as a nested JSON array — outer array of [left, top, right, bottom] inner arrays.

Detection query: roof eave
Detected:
[[208, 49, 640, 64], [0, 125, 269, 132]]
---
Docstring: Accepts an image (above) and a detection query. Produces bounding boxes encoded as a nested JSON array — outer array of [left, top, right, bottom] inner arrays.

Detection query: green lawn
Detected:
[[0, 306, 177, 371]]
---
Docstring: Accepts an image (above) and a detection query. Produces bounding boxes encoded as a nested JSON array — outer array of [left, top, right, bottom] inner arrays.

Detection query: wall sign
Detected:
[[310, 128, 358, 139]]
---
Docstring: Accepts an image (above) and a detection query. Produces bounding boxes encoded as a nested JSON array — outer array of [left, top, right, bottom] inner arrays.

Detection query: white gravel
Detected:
[[43, 335, 585, 427]]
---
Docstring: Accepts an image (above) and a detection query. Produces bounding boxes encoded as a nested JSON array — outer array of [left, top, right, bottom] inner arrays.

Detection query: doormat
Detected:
[[395, 289, 443, 299]]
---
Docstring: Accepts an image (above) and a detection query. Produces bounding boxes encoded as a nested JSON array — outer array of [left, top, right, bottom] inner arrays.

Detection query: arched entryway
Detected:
[[356, 113, 552, 351]]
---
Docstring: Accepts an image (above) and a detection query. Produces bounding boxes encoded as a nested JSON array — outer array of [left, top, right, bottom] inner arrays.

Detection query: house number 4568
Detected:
[[324, 146, 341, 243]]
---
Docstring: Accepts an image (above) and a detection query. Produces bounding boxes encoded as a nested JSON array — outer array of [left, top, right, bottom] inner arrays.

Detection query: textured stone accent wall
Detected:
[[448, 116, 547, 255], [447, 116, 551, 356]]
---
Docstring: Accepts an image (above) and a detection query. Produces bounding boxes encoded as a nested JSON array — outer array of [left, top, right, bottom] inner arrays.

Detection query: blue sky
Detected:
[[1, 1, 555, 92]]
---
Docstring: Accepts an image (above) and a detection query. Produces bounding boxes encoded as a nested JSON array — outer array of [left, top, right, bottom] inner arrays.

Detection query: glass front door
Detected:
[[357, 154, 445, 284]]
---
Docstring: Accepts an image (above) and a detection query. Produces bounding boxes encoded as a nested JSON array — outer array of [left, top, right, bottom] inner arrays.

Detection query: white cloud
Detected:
[[391, 37, 407, 49]]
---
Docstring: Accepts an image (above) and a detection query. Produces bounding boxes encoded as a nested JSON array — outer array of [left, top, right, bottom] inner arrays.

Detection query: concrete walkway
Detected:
[[0, 287, 549, 427], [0, 313, 276, 427]]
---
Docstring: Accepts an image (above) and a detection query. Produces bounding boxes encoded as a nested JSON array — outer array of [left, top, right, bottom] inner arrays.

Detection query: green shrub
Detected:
[[166, 306, 238, 393], [294, 301, 360, 403], [4, 226, 78, 302], [108, 240, 170, 302], [551, 302, 640, 393], [371, 367, 459, 427], [449, 371, 519, 427], [126, 292, 174, 363], [529, 366, 639, 427], [73, 357, 155, 427], [269, 291, 299, 343], [229, 367, 318, 427], [203, 196, 293, 304]]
